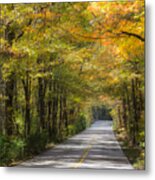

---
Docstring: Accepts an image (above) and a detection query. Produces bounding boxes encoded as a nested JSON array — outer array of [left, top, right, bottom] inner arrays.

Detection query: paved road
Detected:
[[18, 120, 133, 169]]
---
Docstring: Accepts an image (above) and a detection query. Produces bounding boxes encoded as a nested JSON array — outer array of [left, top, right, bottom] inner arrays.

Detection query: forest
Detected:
[[0, 1, 144, 169]]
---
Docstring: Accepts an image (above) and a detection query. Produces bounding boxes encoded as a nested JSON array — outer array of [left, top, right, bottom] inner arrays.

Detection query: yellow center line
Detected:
[[72, 137, 97, 168], [73, 144, 92, 168]]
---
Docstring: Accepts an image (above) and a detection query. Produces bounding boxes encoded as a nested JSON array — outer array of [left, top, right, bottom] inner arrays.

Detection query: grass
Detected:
[[115, 128, 145, 170]]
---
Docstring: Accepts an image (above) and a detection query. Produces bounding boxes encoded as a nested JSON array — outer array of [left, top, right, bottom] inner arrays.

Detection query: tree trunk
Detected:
[[22, 70, 31, 137], [51, 81, 58, 140], [125, 85, 132, 136], [58, 90, 64, 139], [47, 80, 52, 137], [117, 106, 122, 128], [131, 79, 138, 145], [0, 66, 5, 135], [122, 96, 127, 129], [5, 75, 15, 136], [38, 77, 46, 131], [63, 93, 68, 134]]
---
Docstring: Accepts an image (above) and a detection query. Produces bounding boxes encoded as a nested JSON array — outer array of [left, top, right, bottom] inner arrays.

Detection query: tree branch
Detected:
[[15, 19, 33, 41], [121, 31, 145, 42]]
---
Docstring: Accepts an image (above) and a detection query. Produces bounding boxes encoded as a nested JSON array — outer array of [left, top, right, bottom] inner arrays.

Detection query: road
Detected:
[[18, 120, 133, 170]]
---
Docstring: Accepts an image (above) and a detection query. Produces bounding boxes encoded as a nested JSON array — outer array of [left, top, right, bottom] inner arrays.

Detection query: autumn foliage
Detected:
[[0, 1, 144, 168]]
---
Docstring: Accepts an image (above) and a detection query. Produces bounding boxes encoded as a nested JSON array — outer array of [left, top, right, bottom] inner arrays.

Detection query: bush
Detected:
[[75, 113, 87, 133], [0, 130, 49, 166], [0, 135, 25, 166], [67, 113, 87, 137], [68, 125, 76, 136], [0, 113, 87, 166], [25, 130, 48, 155]]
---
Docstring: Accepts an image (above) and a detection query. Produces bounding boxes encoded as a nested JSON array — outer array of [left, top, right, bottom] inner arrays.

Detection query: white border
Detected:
[[0, 0, 109, 3], [0, 0, 135, 3], [0, 0, 155, 179]]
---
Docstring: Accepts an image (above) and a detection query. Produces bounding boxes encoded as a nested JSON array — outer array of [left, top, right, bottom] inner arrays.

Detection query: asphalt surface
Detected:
[[17, 120, 133, 170]]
